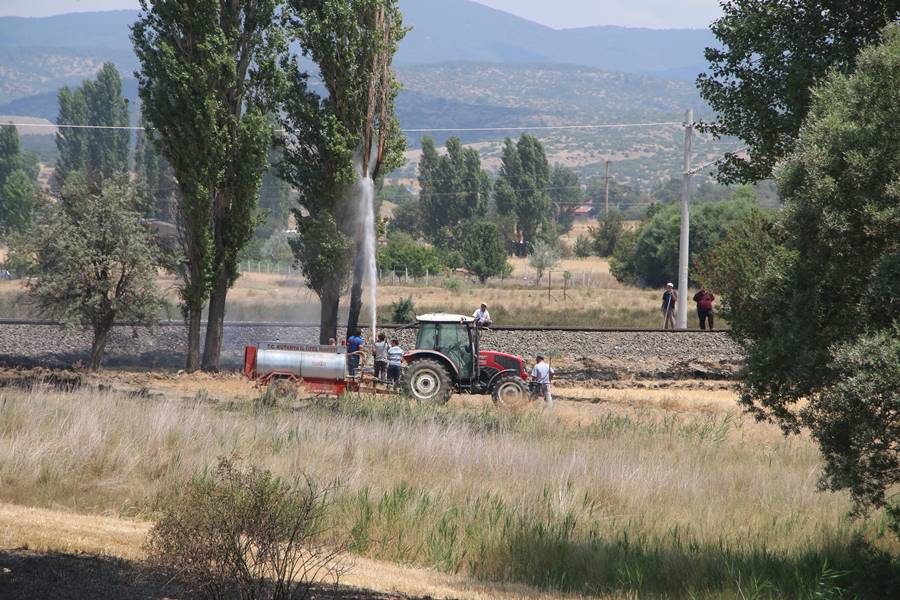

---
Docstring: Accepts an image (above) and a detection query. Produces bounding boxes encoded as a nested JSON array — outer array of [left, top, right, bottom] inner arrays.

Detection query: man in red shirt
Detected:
[[693, 289, 716, 330]]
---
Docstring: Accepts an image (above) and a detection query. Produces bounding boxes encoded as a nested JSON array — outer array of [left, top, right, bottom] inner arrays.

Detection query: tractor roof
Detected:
[[416, 313, 475, 324]]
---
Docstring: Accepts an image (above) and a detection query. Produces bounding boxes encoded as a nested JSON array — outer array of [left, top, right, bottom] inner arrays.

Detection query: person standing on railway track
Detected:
[[374, 332, 389, 380], [347, 329, 365, 377], [662, 283, 677, 330], [531, 355, 554, 407], [693, 289, 716, 330]]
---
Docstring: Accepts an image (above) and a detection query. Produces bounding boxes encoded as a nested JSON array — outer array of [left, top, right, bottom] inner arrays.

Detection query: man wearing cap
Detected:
[[473, 303, 492, 327], [531, 355, 554, 407], [662, 283, 677, 330]]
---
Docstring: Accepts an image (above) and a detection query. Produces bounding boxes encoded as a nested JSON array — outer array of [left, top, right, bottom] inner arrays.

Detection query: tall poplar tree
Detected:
[[495, 134, 552, 244], [418, 136, 491, 249], [280, 0, 406, 343], [55, 63, 130, 189], [132, 0, 285, 371]]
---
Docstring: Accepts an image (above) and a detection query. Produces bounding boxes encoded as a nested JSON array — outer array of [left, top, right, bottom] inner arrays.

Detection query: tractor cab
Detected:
[[403, 313, 529, 405]]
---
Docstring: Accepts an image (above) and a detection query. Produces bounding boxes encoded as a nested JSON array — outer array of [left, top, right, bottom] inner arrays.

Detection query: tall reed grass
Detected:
[[0, 387, 896, 597]]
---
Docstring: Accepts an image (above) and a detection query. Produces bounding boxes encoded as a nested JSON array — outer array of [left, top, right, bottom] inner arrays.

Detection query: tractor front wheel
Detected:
[[491, 376, 529, 408], [403, 359, 453, 404]]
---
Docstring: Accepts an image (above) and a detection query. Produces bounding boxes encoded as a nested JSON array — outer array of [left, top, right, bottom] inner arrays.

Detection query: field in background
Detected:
[[0, 380, 896, 598], [0, 256, 680, 329]]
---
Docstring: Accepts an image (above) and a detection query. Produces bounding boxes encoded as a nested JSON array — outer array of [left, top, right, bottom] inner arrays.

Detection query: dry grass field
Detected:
[[0, 256, 674, 328], [1, 377, 897, 598]]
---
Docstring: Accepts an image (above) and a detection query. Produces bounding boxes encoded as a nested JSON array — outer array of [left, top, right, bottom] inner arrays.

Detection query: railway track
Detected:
[[0, 318, 726, 334]]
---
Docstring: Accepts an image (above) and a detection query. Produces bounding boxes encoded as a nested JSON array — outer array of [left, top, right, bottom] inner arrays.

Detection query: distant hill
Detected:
[[0, 2, 728, 190]]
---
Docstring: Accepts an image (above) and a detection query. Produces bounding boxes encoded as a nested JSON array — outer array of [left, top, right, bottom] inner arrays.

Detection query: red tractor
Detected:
[[402, 314, 530, 405]]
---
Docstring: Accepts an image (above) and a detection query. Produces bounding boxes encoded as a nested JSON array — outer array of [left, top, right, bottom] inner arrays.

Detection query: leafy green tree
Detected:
[[706, 25, 900, 510], [388, 196, 421, 236], [698, 0, 899, 183], [590, 210, 625, 257], [134, 113, 176, 221], [418, 136, 491, 248], [0, 170, 38, 236], [495, 134, 552, 243], [133, 0, 285, 371], [0, 126, 40, 238], [377, 232, 443, 278], [611, 199, 757, 288], [17, 175, 162, 370], [697, 209, 779, 321], [55, 63, 130, 188], [529, 239, 560, 285], [461, 221, 509, 285], [281, 0, 406, 342], [548, 165, 581, 234]]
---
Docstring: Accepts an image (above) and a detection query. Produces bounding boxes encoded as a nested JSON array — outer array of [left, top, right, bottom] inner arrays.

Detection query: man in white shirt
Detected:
[[387, 338, 404, 384], [530, 355, 554, 406], [473, 303, 492, 327]]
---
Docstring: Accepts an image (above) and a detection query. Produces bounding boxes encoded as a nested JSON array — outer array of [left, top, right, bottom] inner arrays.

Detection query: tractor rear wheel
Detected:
[[491, 376, 529, 408], [403, 359, 453, 404]]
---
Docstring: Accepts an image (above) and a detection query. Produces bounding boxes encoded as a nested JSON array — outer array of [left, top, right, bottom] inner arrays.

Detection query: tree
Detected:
[[461, 221, 509, 284], [133, 0, 285, 371], [17, 175, 162, 370], [377, 232, 443, 278], [704, 25, 900, 510], [697, 1, 899, 183], [0, 126, 40, 238], [611, 199, 758, 288], [55, 63, 130, 188], [0, 170, 37, 236], [590, 210, 625, 257], [418, 136, 491, 248], [495, 134, 552, 243], [529, 239, 560, 285], [134, 112, 177, 222], [280, 0, 406, 343], [548, 165, 582, 234]]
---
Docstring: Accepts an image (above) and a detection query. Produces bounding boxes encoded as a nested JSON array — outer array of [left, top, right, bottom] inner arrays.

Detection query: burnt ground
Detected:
[[0, 549, 439, 600]]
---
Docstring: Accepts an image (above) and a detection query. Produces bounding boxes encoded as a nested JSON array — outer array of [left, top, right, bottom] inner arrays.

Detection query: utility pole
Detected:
[[603, 160, 611, 217], [677, 109, 693, 330]]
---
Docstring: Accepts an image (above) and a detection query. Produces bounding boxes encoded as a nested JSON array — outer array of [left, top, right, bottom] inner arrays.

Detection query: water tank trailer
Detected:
[[244, 342, 350, 395]]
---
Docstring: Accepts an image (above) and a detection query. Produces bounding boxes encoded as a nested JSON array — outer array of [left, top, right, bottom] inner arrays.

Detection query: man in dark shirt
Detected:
[[347, 329, 365, 377], [662, 283, 677, 330]]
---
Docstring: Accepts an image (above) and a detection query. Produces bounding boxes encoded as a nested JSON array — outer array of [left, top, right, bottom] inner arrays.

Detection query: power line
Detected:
[[3, 120, 683, 133]]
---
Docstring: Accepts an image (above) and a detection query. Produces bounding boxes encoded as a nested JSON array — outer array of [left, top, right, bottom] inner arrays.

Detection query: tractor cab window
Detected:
[[416, 323, 439, 350], [438, 322, 474, 382]]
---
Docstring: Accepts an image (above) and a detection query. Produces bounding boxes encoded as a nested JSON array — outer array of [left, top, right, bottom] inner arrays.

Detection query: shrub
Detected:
[[145, 457, 344, 600], [529, 240, 561, 285], [391, 296, 416, 323], [573, 235, 593, 258], [442, 277, 463, 292]]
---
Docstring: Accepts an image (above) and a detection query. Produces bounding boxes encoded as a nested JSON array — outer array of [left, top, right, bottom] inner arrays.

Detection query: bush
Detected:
[[391, 296, 416, 323], [146, 457, 344, 600], [442, 277, 463, 292], [377, 232, 444, 278], [574, 235, 593, 258], [529, 240, 561, 284]]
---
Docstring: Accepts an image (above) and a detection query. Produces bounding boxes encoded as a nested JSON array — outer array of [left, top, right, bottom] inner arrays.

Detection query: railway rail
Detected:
[[0, 318, 727, 334]]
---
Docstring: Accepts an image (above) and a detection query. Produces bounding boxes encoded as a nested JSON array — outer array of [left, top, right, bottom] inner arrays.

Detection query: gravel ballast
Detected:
[[0, 322, 742, 379]]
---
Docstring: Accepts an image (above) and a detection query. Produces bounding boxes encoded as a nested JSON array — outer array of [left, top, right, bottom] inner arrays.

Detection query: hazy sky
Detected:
[[1, 0, 722, 29]]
